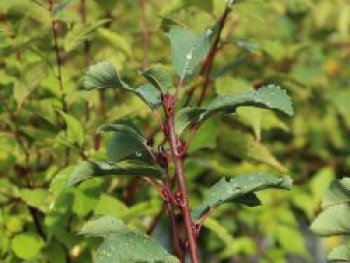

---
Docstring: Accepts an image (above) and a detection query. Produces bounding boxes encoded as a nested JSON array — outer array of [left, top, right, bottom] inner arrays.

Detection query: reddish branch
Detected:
[[185, 4, 233, 107], [167, 116, 199, 262], [164, 169, 184, 260], [197, 5, 232, 106], [161, 87, 199, 262]]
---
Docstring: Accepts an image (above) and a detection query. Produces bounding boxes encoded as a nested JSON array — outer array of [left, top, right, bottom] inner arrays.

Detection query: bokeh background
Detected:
[[0, 0, 349, 262]]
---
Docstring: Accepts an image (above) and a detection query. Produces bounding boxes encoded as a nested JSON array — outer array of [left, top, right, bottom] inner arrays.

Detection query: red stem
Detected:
[[184, 4, 232, 107], [164, 170, 184, 260], [197, 5, 231, 106], [167, 117, 199, 262]]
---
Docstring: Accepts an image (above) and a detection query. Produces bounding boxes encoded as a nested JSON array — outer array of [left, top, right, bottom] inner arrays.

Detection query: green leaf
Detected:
[[275, 224, 308, 256], [64, 19, 109, 52], [203, 217, 235, 251], [322, 178, 350, 209], [310, 167, 335, 201], [133, 84, 162, 110], [84, 61, 126, 90], [310, 203, 350, 236], [97, 28, 132, 56], [168, 26, 211, 77], [328, 245, 350, 262], [53, 0, 72, 14], [98, 123, 146, 144], [106, 129, 150, 163], [236, 107, 289, 141], [183, 0, 213, 12], [218, 128, 286, 172], [84, 62, 161, 109], [207, 85, 293, 116], [95, 0, 118, 9], [142, 64, 172, 92], [6, 0, 51, 28], [11, 233, 45, 260], [14, 63, 48, 110], [95, 232, 178, 263], [175, 107, 206, 134], [20, 189, 50, 213], [94, 194, 128, 219], [192, 173, 292, 221], [68, 160, 162, 186], [72, 179, 102, 217], [79, 216, 128, 237], [175, 85, 293, 133], [60, 112, 85, 147]]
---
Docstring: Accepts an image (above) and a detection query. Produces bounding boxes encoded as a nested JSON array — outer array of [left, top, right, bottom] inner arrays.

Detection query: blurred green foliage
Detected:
[[0, 0, 349, 262]]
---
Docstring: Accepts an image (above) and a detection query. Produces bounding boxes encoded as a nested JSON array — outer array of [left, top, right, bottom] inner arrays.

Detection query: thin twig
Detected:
[[80, 0, 91, 121], [184, 3, 233, 107], [181, 124, 200, 155], [152, 110, 165, 131], [147, 204, 166, 235], [48, 0, 70, 165], [48, 0, 67, 114]]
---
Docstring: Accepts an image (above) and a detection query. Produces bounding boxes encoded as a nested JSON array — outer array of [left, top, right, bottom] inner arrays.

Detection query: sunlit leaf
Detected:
[[6, 0, 51, 27], [60, 112, 85, 147], [219, 128, 286, 171], [79, 216, 128, 237], [20, 189, 51, 213], [14, 63, 48, 110], [64, 19, 109, 52], [328, 245, 350, 263], [310, 204, 350, 236], [11, 233, 45, 260], [95, 232, 178, 263], [322, 178, 350, 209]]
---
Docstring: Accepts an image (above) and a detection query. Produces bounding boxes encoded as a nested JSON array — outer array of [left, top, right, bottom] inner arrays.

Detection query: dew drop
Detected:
[[206, 28, 213, 36]]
